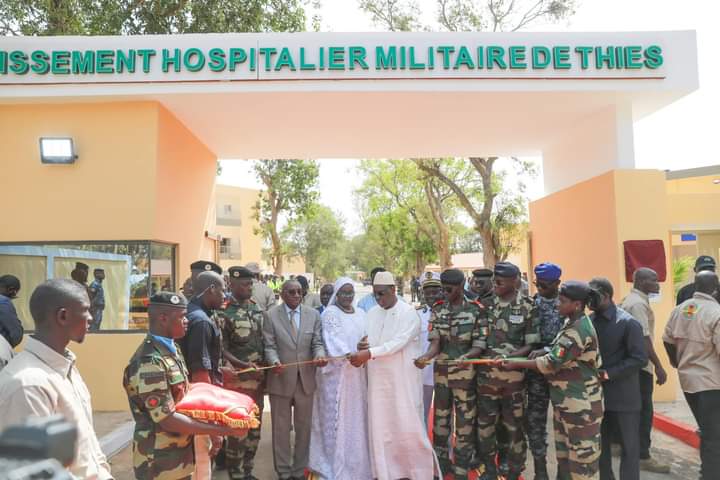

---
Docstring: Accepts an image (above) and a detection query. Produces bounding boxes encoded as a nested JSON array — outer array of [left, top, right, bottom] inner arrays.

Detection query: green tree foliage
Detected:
[[358, 0, 575, 32], [357, 159, 460, 271], [252, 159, 320, 275], [672, 256, 695, 293], [355, 162, 439, 277], [283, 204, 350, 282], [358, 0, 573, 268], [0, 0, 311, 36]]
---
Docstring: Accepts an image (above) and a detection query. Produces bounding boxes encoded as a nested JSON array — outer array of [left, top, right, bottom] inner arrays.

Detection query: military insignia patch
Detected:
[[554, 345, 566, 358], [204, 264, 212, 271], [170, 295, 180, 304], [682, 303, 698, 317], [146, 395, 161, 409], [233, 271, 240, 277]]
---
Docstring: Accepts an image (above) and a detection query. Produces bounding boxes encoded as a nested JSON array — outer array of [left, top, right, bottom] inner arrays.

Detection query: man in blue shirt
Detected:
[[179, 270, 226, 480], [589, 277, 647, 480]]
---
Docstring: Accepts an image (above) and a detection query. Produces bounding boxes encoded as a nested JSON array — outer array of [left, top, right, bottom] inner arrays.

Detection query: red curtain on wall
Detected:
[[623, 240, 667, 282]]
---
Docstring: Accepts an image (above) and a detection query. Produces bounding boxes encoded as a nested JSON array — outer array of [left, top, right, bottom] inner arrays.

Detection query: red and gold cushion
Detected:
[[175, 383, 260, 429]]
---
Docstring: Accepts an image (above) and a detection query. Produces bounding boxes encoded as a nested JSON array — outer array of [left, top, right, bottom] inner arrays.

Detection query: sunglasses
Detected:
[[336, 291, 354, 298]]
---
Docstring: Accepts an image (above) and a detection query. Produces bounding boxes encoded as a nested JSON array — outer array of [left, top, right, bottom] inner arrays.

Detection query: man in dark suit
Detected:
[[589, 277, 648, 480], [263, 280, 327, 480]]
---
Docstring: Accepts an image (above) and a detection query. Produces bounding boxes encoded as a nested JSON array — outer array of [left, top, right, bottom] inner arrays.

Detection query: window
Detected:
[[0, 241, 177, 332]]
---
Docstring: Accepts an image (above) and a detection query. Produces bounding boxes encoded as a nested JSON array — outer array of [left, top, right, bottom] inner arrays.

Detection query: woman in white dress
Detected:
[[308, 277, 372, 480]]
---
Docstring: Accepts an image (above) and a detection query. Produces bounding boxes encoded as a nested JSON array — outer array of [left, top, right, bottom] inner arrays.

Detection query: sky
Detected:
[[219, 0, 719, 235]]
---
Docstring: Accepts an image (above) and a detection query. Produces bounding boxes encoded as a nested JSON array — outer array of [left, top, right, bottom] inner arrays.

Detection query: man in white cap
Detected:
[[350, 271, 440, 480], [246, 262, 276, 312]]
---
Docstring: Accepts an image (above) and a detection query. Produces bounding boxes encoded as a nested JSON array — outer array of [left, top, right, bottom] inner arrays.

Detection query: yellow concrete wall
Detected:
[[530, 170, 678, 401], [1, 101, 219, 410], [0, 102, 159, 241], [155, 105, 218, 276], [74, 333, 146, 411], [666, 174, 720, 194]]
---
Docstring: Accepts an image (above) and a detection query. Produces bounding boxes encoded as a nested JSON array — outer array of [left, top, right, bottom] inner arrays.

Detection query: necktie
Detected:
[[290, 310, 300, 332]]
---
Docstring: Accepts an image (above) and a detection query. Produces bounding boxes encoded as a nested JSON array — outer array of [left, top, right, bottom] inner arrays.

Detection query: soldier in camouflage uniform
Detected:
[[124, 291, 245, 480], [503, 281, 603, 480], [220, 266, 267, 480], [525, 262, 564, 480], [465, 262, 540, 480], [415, 268, 486, 478]]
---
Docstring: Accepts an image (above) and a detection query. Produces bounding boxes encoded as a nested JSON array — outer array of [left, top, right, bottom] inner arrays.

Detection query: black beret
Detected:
[[440, 268, 466, 286], [472, 268, 493, 278], [75, 262, 89, 271], [190, 260, 222, 275], [296, 275, 309, 289], [228, 266, 254, 279], [559, 281, 592, 302], [149, 291, 188, 309], [93, 268, 104, 273], [494, 261, 520, 278]]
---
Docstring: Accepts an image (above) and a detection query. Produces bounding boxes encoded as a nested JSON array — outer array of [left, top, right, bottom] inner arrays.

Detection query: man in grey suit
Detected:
[[263, 280, 327, 480]]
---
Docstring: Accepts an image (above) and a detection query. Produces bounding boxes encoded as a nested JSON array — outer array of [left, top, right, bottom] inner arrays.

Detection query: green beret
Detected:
[[472, 268, 493, 278], [494, 262, 520, 278], [149, 291, 188, 308], [441, 268, 466, 286], [190, 260, 222, 275], [228, 266, 254, 279]]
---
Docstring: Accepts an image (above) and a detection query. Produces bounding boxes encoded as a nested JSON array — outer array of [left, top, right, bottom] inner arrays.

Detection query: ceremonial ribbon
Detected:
[[235, 354, 350, 374]]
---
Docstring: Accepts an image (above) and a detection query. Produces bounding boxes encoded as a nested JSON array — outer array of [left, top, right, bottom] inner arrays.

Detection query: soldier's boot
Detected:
[[533, 456, 549, 480]]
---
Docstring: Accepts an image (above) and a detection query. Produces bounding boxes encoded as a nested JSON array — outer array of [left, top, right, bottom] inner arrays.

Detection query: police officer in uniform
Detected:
[[182, 260, 223, 300], [503, 281, 603, 480], [89, 268, 106, 331], [525, 262, 564, 480], [415, 268, 487, 478], [220, 267, 267, 480], [123, 292, 245, 480], [465, 261, 540, 480]]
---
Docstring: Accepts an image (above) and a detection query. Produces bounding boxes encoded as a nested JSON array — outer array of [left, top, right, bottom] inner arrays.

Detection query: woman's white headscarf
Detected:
[[327, 276, 355, 308]]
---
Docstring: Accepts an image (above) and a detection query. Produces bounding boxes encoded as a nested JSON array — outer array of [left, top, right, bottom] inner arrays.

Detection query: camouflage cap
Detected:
[[190, 260, 222, 275], [149, 291, 188, 309], [228, 266, 254, 279]]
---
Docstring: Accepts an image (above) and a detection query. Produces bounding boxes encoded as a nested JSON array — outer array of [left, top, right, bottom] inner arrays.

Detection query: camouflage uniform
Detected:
[[525, 295, 563, 460], [429, 299, 486, 477], [220, 299, 266, 477], [475, 294, 539, 477], [123, 335, 194, 480], [536, 314, 603, 480]]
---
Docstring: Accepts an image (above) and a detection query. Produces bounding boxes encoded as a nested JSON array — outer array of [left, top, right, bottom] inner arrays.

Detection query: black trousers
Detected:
[[600, 411, 639, 480], [639, 371, 654, 459], [684, 390, 720, 480]]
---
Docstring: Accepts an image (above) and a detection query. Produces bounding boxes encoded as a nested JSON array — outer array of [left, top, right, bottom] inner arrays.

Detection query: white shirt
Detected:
[[0, 336, 113, 480], [417, 307, 434, 386]]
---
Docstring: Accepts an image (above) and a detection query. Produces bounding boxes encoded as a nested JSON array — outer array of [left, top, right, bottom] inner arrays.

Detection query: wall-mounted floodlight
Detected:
[[39, 137, 77, 164]]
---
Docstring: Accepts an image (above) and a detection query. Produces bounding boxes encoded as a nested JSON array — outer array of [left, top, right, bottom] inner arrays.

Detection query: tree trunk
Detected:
[[268, 188, 283, 275], [481, 228, 497, 269], [424, 180, 452, 270]]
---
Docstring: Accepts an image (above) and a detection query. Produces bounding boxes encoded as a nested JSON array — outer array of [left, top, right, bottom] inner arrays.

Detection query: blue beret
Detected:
[[534, 262, 562, 281], [494, 262, 520, 278]]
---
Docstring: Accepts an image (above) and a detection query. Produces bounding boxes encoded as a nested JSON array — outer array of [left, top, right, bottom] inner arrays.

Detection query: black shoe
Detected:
[[533, 456, 549, 480]]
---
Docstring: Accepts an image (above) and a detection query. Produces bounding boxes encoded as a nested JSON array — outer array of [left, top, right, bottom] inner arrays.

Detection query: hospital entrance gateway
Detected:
[[0, 31, 699, 408]]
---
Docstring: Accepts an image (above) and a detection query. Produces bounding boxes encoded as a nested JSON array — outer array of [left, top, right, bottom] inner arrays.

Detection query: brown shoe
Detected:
[[640, 457, 671, 473]]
